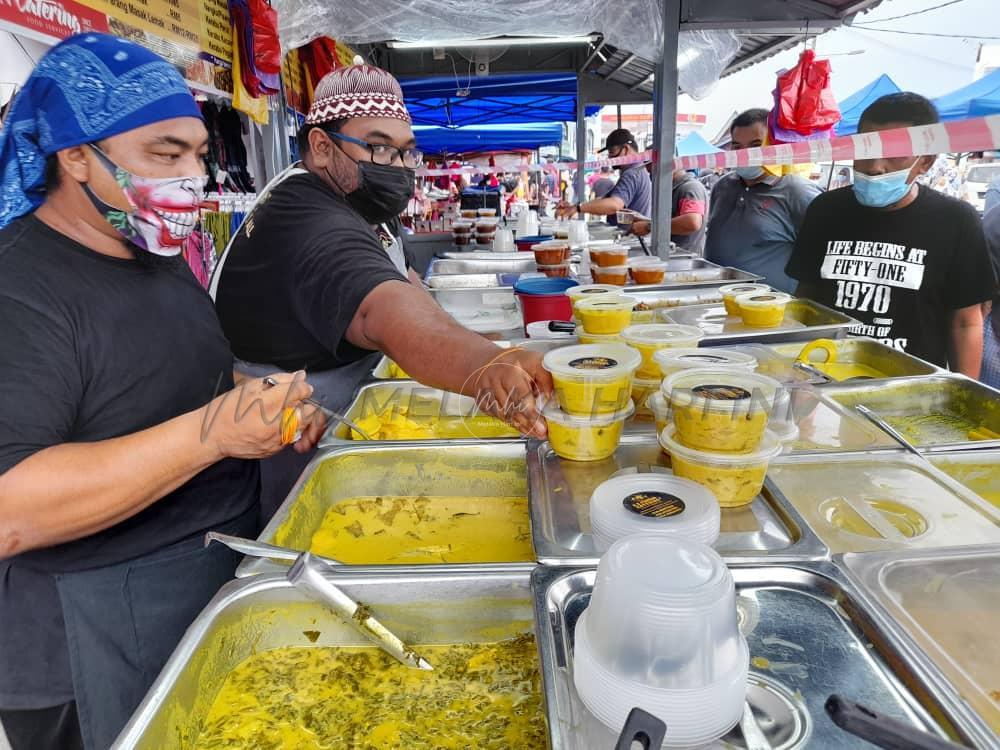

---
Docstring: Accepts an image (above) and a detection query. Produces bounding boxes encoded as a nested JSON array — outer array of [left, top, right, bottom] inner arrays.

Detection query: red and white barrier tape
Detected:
[[415, 115, 1000, 177]]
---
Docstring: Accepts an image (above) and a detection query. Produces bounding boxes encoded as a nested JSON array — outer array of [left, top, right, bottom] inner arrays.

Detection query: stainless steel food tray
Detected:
[[766, 337, 940, 383], [927, 449, 1000, 510], [426, 256, 541, 276], [527, 435, 827, 566], [115, 569, 536, 750], [238, 440, 533, 577], [768, 450, 1000, 554], [840, 544, 1000, 745], [532, 563, 988, 750], [370, 339, 568, 380], [321, 381, 525, 444], [662, 299, 858, 345], [822, 374, 1000, 453]]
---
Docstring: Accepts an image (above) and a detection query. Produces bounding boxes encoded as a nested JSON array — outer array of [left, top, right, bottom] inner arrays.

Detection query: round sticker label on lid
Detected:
[[751, 294, 778, 302], [692, 384, 752, 400], [581, 288, 610, 294], [623, 491, 686, 518], [678, 354, 728, 363], [569, 356, 618, 370], [730, 286, 757, 293]]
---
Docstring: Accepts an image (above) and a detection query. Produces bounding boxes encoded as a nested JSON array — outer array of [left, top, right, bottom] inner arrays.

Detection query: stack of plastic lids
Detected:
[[589, 474, 720, 551], [574, 535, 749, 747]]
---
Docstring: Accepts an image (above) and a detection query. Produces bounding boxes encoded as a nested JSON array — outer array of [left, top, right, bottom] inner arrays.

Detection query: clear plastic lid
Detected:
[[542, 399, 635, 426], [565, 283, 622, 301], [590, 474, 720, 541], [589, 244, 630, 256], [719, 282, 770, 298], [543, 343, 641, 380], [575, 296, 638, 315], [648, 390, 670, 419], [661, 368, 781, 414], [654, 347, 758, 373], [590, 265, 629, 275], [659, 425, 782, 466], [621, 323, 703, 346], [532, 239, 571, 250], [735, 291, 792, 309]]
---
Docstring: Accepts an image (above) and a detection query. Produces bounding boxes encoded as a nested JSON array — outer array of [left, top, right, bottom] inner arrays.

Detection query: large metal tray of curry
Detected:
[[237, 441, 537, 578], [114, 569, 545, 750], [822, 374, 1000, 452], [532, 563, 995, 750]]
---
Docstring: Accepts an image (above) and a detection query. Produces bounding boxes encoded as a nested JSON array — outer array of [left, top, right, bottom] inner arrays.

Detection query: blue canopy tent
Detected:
[[835, 74, 901, 136], [675, 131, 721, 156], [933, 68, 1000, 121], [400, 73, 600, 128], [413, 122, 564, 155]]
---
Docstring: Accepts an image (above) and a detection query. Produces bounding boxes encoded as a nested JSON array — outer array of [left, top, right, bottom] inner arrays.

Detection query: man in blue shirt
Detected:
[[557, 129, 651, 225], [704, 109, 821, 292]]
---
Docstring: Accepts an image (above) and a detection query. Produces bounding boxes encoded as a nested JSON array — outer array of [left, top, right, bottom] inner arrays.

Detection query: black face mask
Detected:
[[325, 143, 415, 225]]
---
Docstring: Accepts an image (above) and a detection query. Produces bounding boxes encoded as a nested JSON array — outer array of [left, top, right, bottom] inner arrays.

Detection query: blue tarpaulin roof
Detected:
[[400, 73, 600, 128], [835, 74, 902, 136], [675, 131, 721, 156], [933, 68, 1000, 121], [413, 122, 564, 155]]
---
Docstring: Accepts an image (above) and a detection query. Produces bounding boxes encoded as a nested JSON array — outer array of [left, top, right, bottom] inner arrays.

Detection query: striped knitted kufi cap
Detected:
[[305, 63, 411, 125]]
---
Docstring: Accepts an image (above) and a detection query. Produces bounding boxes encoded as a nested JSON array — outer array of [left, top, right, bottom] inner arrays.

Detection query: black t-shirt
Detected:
[[0, 216, 259, 705], [786, 185, 995, 367], [214, 170, 410, 371]]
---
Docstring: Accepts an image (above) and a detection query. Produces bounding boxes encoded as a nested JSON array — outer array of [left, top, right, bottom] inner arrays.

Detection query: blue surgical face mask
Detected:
[[735, 166, 764, 182], [852, 166, 915, 208]]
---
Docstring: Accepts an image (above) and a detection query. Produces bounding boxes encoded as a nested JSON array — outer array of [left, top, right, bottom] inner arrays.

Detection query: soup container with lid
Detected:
[[736, 291, 792, 328], [720, 282, 770, 316], [578, 330, 623, 346], [575, 296, 637, 335], [630, 375, 661, 418], [659, 426, 782, 507], [543, 343, 641, 416], [628, 257, 668, 285], [662, 368, 780, 453], [589, 245, 630, 268], [648, 391, 670, 436], [532, 242, 571, 265], [536, 263, 571, 278], [544, 400, 635, 462], [591, 265, 629, 286], [654, 347, 758, 379], [621, 324, 703, 378], [476, 207, 497, 217]]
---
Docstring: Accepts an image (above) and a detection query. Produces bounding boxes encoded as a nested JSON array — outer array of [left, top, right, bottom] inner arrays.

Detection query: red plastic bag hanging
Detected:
[[248, 0, 281, 75], [776, 49, 841, 135]]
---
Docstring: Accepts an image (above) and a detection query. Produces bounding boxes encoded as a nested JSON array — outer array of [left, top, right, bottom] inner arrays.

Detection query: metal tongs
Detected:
[[261, 375, 374, 440], [287, 552, 433, 671]]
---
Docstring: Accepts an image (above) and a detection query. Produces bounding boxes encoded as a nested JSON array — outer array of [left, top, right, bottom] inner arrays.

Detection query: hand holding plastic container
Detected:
[[543, 344, 641, 416]]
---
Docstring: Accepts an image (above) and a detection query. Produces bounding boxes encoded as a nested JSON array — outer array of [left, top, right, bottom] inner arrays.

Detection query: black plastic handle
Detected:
[[548, 320, 577, 333], [614, 707, 666, 750], [825, 695, 968, 750]]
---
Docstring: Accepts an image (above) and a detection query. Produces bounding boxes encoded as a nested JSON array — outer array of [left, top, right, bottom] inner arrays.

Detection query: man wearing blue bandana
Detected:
[[0, 34, 322, 750], [787, 93, 995, 376]]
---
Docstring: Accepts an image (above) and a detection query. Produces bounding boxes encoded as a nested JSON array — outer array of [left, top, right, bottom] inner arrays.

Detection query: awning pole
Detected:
[[650, 0, 682, 258], [575, 74, 587, 207]]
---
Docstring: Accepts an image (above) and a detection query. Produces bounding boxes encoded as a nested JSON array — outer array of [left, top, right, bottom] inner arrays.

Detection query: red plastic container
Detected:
[[514, 234, 555, 252], [514, 277, 578, 329]]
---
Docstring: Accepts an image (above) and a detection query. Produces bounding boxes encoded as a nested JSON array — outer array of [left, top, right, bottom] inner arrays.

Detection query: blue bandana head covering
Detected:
[[0, 32, 202, 230]]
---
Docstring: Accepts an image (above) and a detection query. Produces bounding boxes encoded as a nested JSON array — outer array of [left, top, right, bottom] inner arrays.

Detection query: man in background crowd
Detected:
[[787, 93, 994, 377], [590, 166, 616, 199], [704, 108, 821, 292]]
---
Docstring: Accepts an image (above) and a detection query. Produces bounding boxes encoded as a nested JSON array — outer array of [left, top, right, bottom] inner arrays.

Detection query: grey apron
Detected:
[[234, 354, 379, 525], [53, 504, 257, 750]]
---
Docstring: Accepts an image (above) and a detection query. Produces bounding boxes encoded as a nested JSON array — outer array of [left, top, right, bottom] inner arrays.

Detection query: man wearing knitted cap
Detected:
[[213, 63, 552, 516], [0, 34, 322, 750]]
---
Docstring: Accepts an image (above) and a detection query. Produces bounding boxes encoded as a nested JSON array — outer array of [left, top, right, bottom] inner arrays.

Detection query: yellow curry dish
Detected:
[[660, 426, 783, 508], [621, 324, 703, 378], [383, 359, 410, 379], [654, 347, 757, 380], [720, 283, 770, 317], [793, 339, 888, 381], [278, 495, 535, 565], [544, 401, 635, 462], [574, 296, 638, 335], [735, 291, 792, 328], [662, 369, 780, 453], [194, 634, 546, 750], [565, 283, 622, 315], [543, 344, 641, 416], [630, 375, 661, 418], [348, 404, 519, 441]]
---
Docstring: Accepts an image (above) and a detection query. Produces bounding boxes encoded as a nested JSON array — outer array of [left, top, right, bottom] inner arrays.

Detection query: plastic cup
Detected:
[[591, 265, 629, 286], [544, 400, 634, 462], [654, 347, 758, 379], [662, 368, 780, 453], [578, 330, 623, 346], [566, 284, 622, 316], [568, 219, 589, 246], [648, 391, 670, 437], [460, 209, 478, 219], [628, 257, 668, 285], [532, 242, 571, 265], [576, 296, 637, 335], [589, 474, 721, 552], [589, 244, 630, 268], [630, 375, 661, 418], [720, 283, 770, 316], [736, 291, 792, 328], [492, 229, 515, 252], [477, 208, 496, 217], [543, 343, 641, 416], [659, 426, 782, 507], [621, 324, 703, 379]]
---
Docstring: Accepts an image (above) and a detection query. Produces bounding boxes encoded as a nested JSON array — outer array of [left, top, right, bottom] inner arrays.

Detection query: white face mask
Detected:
[[83, 144, 206, 256]]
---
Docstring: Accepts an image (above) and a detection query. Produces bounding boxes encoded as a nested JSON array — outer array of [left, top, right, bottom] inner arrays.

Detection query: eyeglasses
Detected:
[[326, 131, 423, 169]]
